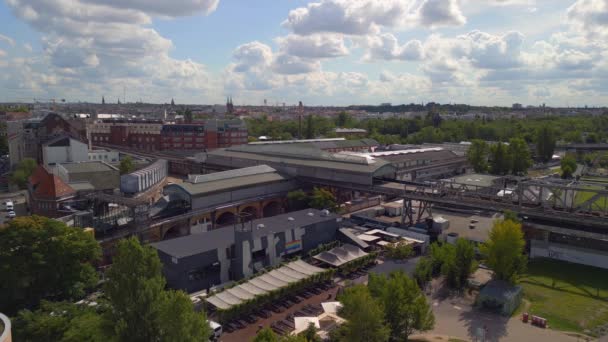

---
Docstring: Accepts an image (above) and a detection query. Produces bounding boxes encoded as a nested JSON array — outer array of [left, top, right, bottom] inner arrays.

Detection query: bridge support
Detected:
[[401, 198, 433, 227]]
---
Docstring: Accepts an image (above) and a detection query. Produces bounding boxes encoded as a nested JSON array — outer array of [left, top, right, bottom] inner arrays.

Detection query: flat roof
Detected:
[[207, 147, 394, 175], [443, 174, 501, 188], [188, 165, 276, 184], [151, 209, 339, 258], [175, 172, 289, 197], [59, 161, 117, 173], [151, 226, 234, 259], [436, 209, 499, 243]]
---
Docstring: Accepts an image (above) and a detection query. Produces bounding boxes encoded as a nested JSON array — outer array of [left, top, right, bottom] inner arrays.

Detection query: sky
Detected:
[[0, 0, 606, 107]]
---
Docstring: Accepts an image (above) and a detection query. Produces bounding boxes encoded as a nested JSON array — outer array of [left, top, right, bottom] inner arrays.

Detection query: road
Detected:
[[430, 292, 581, 342]]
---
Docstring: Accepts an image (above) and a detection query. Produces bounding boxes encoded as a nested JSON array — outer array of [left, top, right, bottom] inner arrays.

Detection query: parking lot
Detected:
[[0, 191, 28, 225]]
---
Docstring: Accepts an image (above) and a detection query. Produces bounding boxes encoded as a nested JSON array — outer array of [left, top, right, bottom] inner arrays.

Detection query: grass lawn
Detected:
[[574, 185, 608, 210], [519, 258, 608, 334]]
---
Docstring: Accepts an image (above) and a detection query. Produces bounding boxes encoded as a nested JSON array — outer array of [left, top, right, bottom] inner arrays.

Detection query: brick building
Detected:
[[8, 113, 87, 167], [89, 119, 247, 151]]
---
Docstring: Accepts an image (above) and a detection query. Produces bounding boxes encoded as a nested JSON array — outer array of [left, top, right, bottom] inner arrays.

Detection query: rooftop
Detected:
[[442, 173, 501, 188], [59, 161, 117, 174], [152, 209, 339, 258], [187, 165, 276, 184], [175, 172, 289, 198]]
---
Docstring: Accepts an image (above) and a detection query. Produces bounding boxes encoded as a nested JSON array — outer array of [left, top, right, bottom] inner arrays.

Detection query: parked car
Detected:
[[8, 211, 16, 218], [5, 201, 14, 211], [208, 320, 222, 341]]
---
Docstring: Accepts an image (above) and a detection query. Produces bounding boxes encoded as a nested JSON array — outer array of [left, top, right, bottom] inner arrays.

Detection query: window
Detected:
[[251, 249, 266, 262]]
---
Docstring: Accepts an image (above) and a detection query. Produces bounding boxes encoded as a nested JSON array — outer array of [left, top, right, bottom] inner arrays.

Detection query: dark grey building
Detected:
[[151, 209, 340, 293]]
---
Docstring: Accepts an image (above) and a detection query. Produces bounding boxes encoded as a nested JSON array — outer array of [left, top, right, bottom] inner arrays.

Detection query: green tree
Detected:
[[453, 238, 476, 288], [0, 216, 101, 315], [467, 139, 489, 173], [306, 115, 315, 139], [536, 126, 556, 163], [309, 187, 338, 212], [489, 142, 511, 175], [119, 155, 135, 175], [502, 209, 520, 223], [336, 112, 354, 128], [508, 138, 532, 175], [13, 301, 106, 342], [337, 285, 390, 342], [184, 107, 193, 123], [479, 220, 527, 284], [560, 155, 577, 179], [302, 322, 322, 342], [385, 241, 414, 260], [368, 271, 435, 341], [287, 190, 309, 210], [9, 158, 37, 189], [413, 257, 433, 288], [158, 290, 211, 342], [0, 122, 7, 154], [253, 327, 280, 342], [104, 237, 210, 342]]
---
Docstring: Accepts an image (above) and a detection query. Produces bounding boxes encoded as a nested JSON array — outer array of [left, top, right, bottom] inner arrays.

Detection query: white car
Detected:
[[208, 320, 222, 341], [7, 211, 16, 218], [5, 201, 14, 211]]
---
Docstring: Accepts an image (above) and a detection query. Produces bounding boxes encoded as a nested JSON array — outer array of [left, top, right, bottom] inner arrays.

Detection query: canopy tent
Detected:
[[206, 260, 325, 310], [313, 244, 368, 267]]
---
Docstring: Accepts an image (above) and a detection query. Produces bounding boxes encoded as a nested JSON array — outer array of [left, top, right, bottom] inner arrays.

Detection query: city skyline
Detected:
[[0, 0, 606, 106]]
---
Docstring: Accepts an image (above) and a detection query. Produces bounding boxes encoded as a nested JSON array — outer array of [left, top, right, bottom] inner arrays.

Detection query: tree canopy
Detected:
[[309, 187, 338, 212], [368, 272, 435, 341], [508, 138, 533, 175], [467, 139, 489, 173], [9, 158, 37, 189], [104, 237, 211, 342], [336, 285, 390, 342], [119, 156, 135, 175], [489, 142, 511, 175], [479, 220, 527, 284], [536, 126, 556, 163], [0, 216, 101, 315], [560, 155, 577, 179]]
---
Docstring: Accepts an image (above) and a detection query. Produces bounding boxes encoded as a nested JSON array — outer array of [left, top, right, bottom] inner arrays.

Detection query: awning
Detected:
[[206, 260, 325, 310]]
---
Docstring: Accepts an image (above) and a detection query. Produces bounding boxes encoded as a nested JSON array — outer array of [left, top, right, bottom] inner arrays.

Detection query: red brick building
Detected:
[[89, 119, 247, 151], [28, 165, 76, 218]]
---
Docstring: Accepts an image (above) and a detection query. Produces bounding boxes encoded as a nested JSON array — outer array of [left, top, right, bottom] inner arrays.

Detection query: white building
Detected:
[[88, 149, 119, 163], [42, 136, 88, 166]]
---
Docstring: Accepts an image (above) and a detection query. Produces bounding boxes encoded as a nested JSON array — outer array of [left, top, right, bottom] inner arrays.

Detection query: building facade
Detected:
[[8, 113, 87, 166], [89, 119, 247, 151], [151, 209, 340, 293], [120, 159, 168, 194], [42, 136, 89, 166]]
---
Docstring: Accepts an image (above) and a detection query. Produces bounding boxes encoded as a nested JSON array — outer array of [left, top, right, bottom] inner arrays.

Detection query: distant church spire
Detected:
[[171, 98, 175, 106], [102, 96, 105, 105], [227, 96, 234, 114]]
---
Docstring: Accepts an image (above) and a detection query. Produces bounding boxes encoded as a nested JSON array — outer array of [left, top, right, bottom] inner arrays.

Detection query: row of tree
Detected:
[[414, 217, 527, 289], [287, 188, 338, 212], [246, 112, 607, 146], [0, 216, 211, 341], [467, 138, 534, 175]]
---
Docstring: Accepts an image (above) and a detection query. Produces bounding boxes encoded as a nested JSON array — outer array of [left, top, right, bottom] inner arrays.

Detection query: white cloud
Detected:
[[282, 0, 465, 36], [276, 34, 349, 59], [567, 0, 608, 38], [79, 0, 219, 17], [418, 0, 466, 28], [365, 33, 424, 61], [0, 49, 6, 57], [0, 34, 15, 46], [3, 0, 220, 102], [23, 43, 33, 52]]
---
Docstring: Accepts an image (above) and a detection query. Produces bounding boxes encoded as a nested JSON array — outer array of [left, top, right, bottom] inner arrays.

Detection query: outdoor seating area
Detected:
[[222, 281, 337, 335], [313, 243, 368, 267]]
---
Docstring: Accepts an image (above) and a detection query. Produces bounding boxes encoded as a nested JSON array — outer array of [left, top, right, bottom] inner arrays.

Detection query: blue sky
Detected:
[[0, 0, 606, 106]]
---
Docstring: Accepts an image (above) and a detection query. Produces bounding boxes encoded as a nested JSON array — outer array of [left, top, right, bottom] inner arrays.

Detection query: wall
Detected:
[[158, 247, 232, 293], [42, 139, 88, 165], [530, 240, 608, 270], [88, 150, 119, 163]]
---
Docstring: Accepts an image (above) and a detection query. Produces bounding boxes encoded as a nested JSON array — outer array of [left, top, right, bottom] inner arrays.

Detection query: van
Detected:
[[5, 201, 14, 211], [208, 320, 222, 341]]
